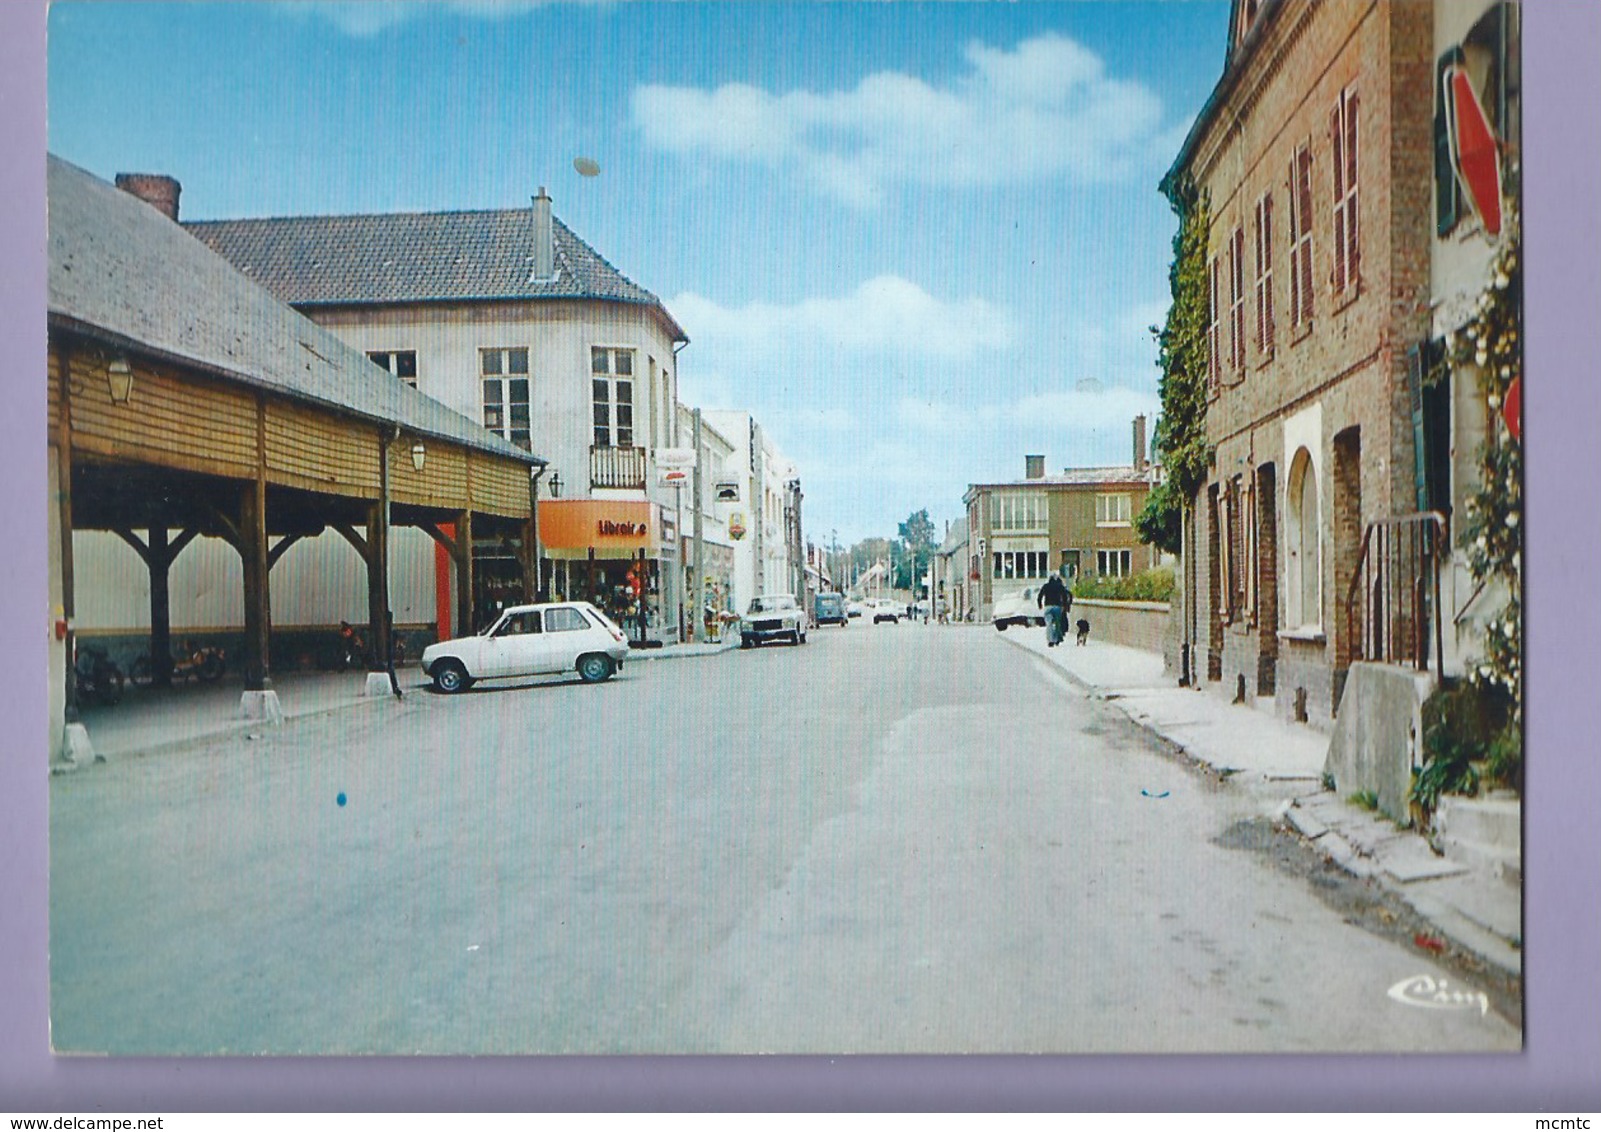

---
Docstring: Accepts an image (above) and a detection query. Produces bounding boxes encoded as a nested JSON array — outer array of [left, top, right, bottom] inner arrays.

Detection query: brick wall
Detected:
[[1174, 0, 1433, 726]]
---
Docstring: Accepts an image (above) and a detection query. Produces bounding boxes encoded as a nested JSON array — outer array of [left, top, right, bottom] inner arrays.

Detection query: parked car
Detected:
[[846, 599, 866, 619], [814, 591, 848, 626], [871, 599, 908, 624], [991, 586, 1046, 630], [741, 593, 807, 647], [420, 601, 629, 692]]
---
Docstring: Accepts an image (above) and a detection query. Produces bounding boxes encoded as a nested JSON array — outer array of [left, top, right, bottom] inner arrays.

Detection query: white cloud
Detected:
[[283, 1, 593, 38], [632, 31, 1173, 207], [670, 275, 1014, 361]]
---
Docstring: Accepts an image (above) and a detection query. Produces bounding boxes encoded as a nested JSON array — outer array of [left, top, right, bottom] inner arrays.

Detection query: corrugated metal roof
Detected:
[[185, 203, 687, 343], [47, 154, 542, 467]]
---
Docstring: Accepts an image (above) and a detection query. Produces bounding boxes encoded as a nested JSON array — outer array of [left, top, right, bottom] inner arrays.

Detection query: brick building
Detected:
[[1164, 0, 1436, 726], [963, 417, 1161, 624]]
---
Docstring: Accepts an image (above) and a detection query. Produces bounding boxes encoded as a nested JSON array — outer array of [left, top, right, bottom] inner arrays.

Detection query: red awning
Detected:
[[1447, 63, 1502, 237]]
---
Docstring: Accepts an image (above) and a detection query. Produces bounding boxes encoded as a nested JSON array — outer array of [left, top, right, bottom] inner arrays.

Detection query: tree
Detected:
[[1136, 174, 1211, 556], [898, 509, 936, 594]]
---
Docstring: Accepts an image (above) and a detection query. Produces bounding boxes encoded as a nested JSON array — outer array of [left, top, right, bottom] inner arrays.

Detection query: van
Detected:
[[813, 591, 847, 626]]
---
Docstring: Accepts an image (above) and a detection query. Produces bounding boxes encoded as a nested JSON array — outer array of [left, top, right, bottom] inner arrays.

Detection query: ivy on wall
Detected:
[[1137, 175, 1211, 555], [1425, 204, 1523, 795]]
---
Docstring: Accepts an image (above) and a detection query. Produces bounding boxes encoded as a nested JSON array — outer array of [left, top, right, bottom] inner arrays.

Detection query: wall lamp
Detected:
[[548, 470, 562, 498], [411, 442, 427, 472], [107, 357, 133, 404]]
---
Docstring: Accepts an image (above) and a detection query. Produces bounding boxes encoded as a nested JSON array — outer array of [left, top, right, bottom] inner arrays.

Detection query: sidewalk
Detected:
[[998, 626, 1523, 979], [61, 633, 738, 766]]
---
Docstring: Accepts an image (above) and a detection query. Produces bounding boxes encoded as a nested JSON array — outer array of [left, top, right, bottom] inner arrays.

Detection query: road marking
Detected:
[[1387, 973, 1488, 1015]]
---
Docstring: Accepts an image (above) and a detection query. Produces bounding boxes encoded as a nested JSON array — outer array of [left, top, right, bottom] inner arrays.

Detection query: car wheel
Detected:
[[432, 659, 470, 693], [797, 629, 806, 645], [577, 653, 614, 683], [995, 619, 1009, 631], [741, 635, 754, 649]]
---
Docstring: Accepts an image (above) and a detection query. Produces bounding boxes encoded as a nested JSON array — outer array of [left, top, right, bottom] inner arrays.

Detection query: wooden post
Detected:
[[149, 526, 173, 686], [240, 478, 272, 690], [57, 342, 79, 723], [366, 499, 386, 671], [455, 509, 474, 635]]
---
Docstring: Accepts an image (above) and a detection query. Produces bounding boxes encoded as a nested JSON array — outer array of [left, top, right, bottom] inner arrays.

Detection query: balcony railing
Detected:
[[1345, 511, 1446, 679], [590, 444, 647, 491]]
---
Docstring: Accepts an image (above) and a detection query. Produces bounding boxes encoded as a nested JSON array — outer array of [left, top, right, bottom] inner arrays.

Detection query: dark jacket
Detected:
[[1038, 575, 1071, 610]]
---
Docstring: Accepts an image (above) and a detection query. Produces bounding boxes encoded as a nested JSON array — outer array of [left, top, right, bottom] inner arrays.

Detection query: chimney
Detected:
[[1133, 414, 1148, 471], [115, 173, 181, 222], [1025, 454, 1045, 480], [532, 186, 554, 281]]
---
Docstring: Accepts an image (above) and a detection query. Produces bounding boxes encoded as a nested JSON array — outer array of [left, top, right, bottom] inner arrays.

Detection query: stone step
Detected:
[[1438, 834, 1522, 890], [1435, 795, 1521, 853]]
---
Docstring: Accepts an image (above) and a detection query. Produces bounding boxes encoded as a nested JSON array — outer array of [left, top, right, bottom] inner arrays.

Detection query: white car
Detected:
[[420, 601, 630, 692], [870, 599, 908, 624], [740, 593, 807, 647], [991, 586, 1047, 630]]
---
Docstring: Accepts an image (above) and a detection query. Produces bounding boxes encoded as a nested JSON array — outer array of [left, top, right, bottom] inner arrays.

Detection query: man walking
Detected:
[[1038, 571, 1072, 648]]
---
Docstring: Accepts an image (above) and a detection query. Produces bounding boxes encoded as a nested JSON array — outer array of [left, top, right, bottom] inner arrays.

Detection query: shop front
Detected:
[[538, 499, 665, 641]]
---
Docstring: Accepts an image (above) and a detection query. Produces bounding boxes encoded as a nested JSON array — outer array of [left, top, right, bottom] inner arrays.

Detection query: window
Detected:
[[591, 346, 635, 447], [1098, 549, 1132, 578], [1288, 145, 1315, 328], [1331, 85, 1360, 296], [1229, 225, 1247, 374], [1254, 193, 1276, 357], [367, 350, 418, 387], [989, 492, 1047, 532], [481, 347, 530, 449], [545, 606, 590, 633], [1096, 493, 1132, 526], [1287, 447, 1321, 628], [991, 550, 1048, 579], [1222, 476, 1250, 623], [1207, 253, 1221, 389]]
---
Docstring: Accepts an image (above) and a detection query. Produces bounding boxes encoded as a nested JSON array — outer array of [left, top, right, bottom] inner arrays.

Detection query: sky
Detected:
[[45, 0, 1232, 546]]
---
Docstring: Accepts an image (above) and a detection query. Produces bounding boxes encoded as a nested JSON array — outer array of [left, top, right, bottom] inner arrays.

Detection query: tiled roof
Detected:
[[186, 205, 687, 342], [975, 466, 1154, 489], [47, 154, 541, 466]]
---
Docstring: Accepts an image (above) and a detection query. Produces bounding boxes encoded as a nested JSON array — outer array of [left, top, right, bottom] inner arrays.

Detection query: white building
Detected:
[[701, 410, 802, 615], [183, 183, 692, 640]]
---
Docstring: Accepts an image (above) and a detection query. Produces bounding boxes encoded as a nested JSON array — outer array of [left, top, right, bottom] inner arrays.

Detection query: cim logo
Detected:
[[1386, 973, 1489, 1016], [597, 519, 645, 538]]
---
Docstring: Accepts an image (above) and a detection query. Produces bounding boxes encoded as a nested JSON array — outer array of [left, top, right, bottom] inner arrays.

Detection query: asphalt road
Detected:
[[49, 620, 1520, 1053]]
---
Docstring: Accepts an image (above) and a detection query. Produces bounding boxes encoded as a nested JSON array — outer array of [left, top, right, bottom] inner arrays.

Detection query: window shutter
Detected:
[[1346, 89, 1360, 284], [1208, 255, 1220, 391], [1434, 50, 1464, 236], [1263, 194, 1275, 352], [1298, 149, 1315, 318], [1287, 163, 1301, 326], [1331, 102, 1347, 293]]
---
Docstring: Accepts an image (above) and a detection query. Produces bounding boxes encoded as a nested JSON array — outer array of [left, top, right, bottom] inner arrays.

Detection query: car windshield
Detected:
[[748, 596, 796, 613]]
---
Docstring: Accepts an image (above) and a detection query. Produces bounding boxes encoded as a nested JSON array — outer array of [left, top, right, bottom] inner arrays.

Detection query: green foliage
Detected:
[[1411, 680, 1516, 816], [1135, 479, 1184, 556], [1071, 566, 1175, 603], [1427, 205, 1523, 794], [897, 508, 937, 592], [1350, 790, 1380, 812], [1150, 175, 1212, 509]]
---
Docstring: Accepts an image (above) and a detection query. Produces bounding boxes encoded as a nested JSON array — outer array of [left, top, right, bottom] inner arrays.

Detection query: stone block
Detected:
[[239, 690, 284, 725]]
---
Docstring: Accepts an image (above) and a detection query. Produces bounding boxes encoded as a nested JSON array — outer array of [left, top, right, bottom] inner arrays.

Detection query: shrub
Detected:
[[1071, 566, 1175, 603], [1412, 680, 1515, 820]]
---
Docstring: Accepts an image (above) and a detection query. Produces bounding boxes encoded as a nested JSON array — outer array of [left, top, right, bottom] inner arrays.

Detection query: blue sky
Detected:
[[46, 0, 1231, 545]]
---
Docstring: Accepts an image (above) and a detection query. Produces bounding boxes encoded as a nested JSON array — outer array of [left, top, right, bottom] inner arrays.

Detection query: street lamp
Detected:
[[548, 470, 562, 498], [410, 442, 426, 472], [106, 356, 133, 404]]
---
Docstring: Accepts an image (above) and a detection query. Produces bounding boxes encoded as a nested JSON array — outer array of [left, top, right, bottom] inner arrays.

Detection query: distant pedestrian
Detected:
[[1038, 573, 1072, 647]]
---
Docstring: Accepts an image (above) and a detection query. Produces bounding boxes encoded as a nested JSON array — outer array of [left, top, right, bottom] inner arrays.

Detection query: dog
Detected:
[[1075, 618, 1091, 646]]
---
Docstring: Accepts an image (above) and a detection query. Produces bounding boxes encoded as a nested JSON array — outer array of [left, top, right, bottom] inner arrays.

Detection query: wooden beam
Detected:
[[111, 527, 152, 566], [57, 340, 79, 724], [239, 397, 272, 691], [267, 533, 305, 572], [331, 522, 372, 563]]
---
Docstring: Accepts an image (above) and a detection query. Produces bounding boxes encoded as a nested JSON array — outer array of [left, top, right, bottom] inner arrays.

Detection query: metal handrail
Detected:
[[1344, 511, 1446, 679]]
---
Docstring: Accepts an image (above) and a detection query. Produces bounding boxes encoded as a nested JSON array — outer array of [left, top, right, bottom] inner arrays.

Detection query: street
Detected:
[[49, 622, 1519, 1054]]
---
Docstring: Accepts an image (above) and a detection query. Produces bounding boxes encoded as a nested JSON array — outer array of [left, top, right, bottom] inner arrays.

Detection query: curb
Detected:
[[997, 628, 1523, 981]]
